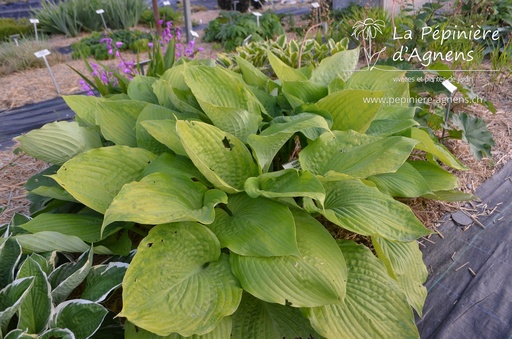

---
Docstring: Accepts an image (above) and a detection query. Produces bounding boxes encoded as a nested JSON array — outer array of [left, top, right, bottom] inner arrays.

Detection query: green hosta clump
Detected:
[[0, 236, 127, 337], [14, 46, 473, 338], [217, 34, 350, 76]]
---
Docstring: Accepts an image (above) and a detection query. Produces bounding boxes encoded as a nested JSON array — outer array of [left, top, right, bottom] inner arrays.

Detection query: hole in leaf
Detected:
[[147, 242, 153, 248]]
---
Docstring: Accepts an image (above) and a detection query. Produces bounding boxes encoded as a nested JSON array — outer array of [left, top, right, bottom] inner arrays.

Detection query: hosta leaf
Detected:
[[247, 113, 330, 172], [120, 223, 242, 336], [267, 50, 307, 82], [230, 210, 346, 307], [136, 104, 184, 155], [299, 130, 417, 178], [95, 99, 148, 146], [316, 89, 384, 133], [410, 128, 467, 170], [208, 193, 298, 257], [282, 80, 328, 108], [152, 79, 204, 117], [184, 65, 262, 141], [48, 248, 93, 305], [231, 293, 319, 339], [63, 95, 98, 127], [305, 240, 419, 339], [3, 329, 35, 339], [50, 300, 108, 339], [14, 232, 110, 254], [452, 112, 495, 160], [304, 179, 430, 241], [408, 160, 458, 192], [127, 76, 159, 104], [39, 328, 75, 339], [103, 173, 227, 230], [235, 56, 269, 91], [244, 169, 325, 204], [0, 238, 22, 289], [310, 47, 360, 86], [142, 153, 207, 185], [0, 277, 34, 333], [372, 237, 428, 316], [15, 121, 102, 165], [176, 121, 260, 193], [20, 214, 103, 243], [124, 317, 232, 339], [81, 262, 128, 302], [51, 146, 156, 213], [345, 67, 409, 106], [141, 120, 187, 156], [368, 162, 432, 198], [422, 190, 476, 202], [16, 256, 52, 334]]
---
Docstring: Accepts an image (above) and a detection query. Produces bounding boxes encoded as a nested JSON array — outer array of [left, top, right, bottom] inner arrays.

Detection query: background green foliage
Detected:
[[203, 11, 284, 51], [139, 7, 183, 26], [34, 0, 146, 36], [0, 18, 32, 41]]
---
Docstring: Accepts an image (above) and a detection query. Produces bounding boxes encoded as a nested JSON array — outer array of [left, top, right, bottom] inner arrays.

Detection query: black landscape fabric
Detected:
[[416, 161, 512, 338]]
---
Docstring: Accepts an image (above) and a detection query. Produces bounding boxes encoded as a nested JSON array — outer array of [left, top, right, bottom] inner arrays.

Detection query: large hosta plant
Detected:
[[12, 48, 471, 338]]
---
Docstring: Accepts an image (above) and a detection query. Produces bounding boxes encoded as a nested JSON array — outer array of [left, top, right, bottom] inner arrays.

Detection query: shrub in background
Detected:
[[0, 38, 64, 76], [203, 11, 284, 51], [0, 18, 32, 41], [34, 0, 146, 36], [217, 0, 250, 12], [139, 7, 183, 26]]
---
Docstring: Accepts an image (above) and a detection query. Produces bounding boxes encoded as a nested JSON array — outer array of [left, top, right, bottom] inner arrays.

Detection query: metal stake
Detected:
[[96, 9, 108, 31], [35, 49, 60, 94]]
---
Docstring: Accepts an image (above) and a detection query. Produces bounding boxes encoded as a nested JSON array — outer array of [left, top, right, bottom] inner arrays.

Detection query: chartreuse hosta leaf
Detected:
[[103, 173, 227, 231], [310, 47, 360, 86], [81, 262, 128, 302], [368, 162, 432, 198], [304, 179, 430, 241], [14, 232, 110, 254], [51, 146, 157, 213], [48, 248, 93, 305], [372, 237, 427, 316], [367, 106, 419, 137], [124, 317, 232, 338], [95, 99, 149, 146], [316, 89, 384, 133], [267, 50, 307, 82], [152, 79, 205, 117], [127, 75, 159, 104], [235, 56, 270, 92], [282, 80, 328, 109], [176, 120, 260, 194], [50, 299, 108, 339], [142, 153, 207, 185], [63, 95, 98, 126], [15, 121, 102, 165], [16, 256, 52, 334], [408, 160, 458, 191], [247, 113, 330, 172], [141, 119, 187, 156], [0, 277, 34, 333], [207, 193, 299, 257], [121, 223, 242, 336], [20, 214, 103, 243], [410, 128, 467, 170], [230, 210, 347, 308], [184, 65, 262, 141], [0, 238, 22, 289], [299, 130, 418, 178], [305, 240, 419, 339], [244, 169, 325, 204], [345, 67, 410, 106], [231, 293, 319, 338], [136, 104, 183, 155]]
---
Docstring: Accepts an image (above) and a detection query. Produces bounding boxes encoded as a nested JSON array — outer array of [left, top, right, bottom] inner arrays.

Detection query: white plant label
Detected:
[[163, 1, 170, 5], [252, 12, 262, 17], [30, 18, 39, 23], [34, 49, 51, 58], [442, 80, 457, 93], [96, 9, 105, 14], [311, 2, 320, 8]]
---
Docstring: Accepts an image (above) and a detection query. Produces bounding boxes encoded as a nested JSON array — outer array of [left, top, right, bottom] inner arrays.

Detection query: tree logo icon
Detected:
[[352, 18, 387, 70]]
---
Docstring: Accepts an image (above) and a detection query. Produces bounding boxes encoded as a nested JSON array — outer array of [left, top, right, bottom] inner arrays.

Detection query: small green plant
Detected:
[[71, 30, 154, 60], [203, 11, 284, 51], [139, 7, 183, 26], [15, 46, 475, 337], [0, 237, 127, 337], [218, 34, 349, 75], [0, 38, 63, 76], [0, 18, 32, 41]]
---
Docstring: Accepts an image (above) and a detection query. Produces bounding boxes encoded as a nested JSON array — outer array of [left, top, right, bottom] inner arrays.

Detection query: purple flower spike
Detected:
[[115, 41, 123, 48], [108, 49, 113, 55], [148, 42, 154, 48], [115, 51, 121, 58], [158, 19, 164, 25]]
